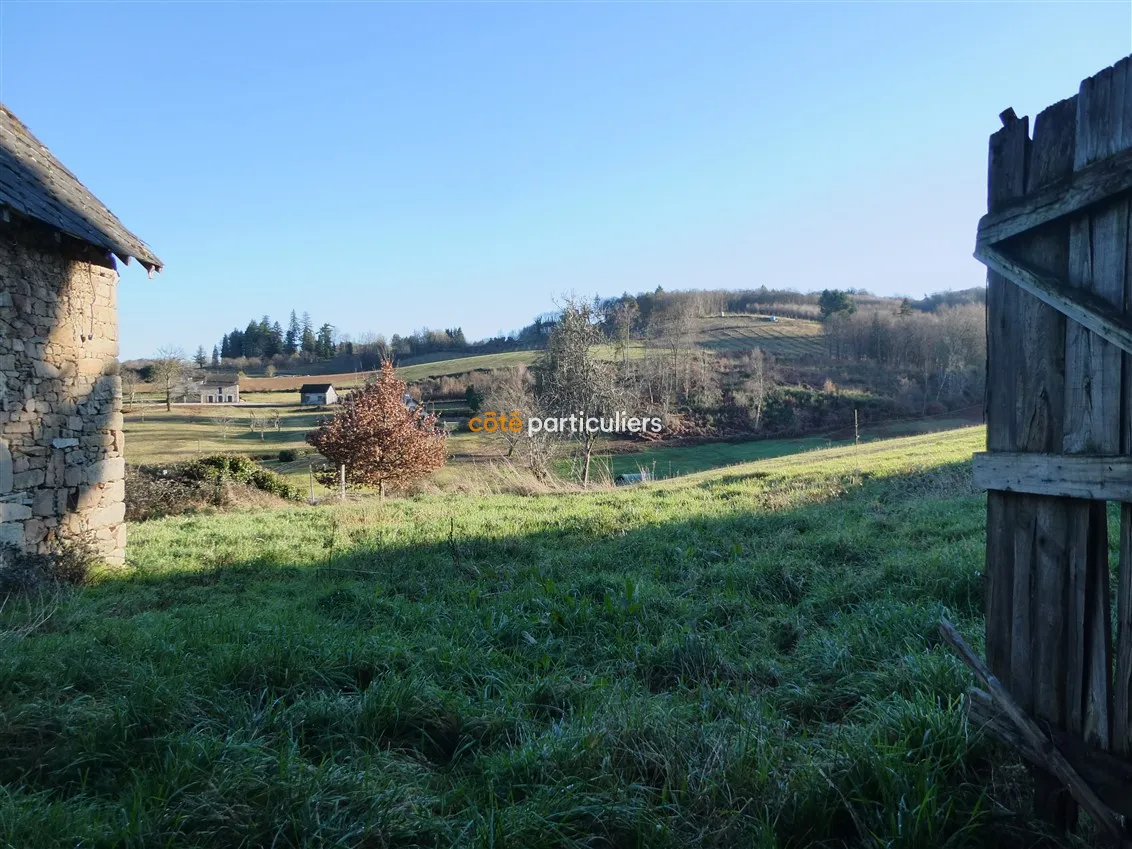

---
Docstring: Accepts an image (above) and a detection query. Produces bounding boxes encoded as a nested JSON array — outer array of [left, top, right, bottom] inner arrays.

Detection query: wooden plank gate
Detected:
[[962, 54, 1132, 841]]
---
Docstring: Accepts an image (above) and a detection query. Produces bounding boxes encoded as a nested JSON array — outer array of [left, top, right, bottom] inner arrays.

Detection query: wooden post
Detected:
[[854, 408, 860, 473], [338, 463, 346, 502], [308, 463, 315, 503]]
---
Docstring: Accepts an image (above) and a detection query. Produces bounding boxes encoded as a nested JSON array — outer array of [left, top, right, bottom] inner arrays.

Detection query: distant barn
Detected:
[[300, 383, 338, 405], [0, 105, 162, 565]]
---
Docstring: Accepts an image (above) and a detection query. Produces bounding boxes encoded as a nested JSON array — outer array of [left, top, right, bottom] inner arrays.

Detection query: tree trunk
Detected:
[[165, 390, 172, 412], [582, 437, 595, 488], [379, 480, 386, 499]]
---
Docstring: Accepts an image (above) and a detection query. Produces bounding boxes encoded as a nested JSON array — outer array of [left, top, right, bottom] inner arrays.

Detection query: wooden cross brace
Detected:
[[974, 145, 1132, 355]]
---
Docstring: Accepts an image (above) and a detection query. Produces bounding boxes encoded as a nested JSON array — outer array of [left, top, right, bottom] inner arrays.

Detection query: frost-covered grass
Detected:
[[0, 427, 1072, 848]]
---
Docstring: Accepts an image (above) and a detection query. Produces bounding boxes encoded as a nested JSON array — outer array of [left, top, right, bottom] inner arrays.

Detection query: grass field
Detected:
[[0, 426, 1074, 847], [602, 415, 981, 479], [237, 351, 543, 395], [123, 406, 319, 466], [123, 403, 981, 497], [692, 315, 825, 358]]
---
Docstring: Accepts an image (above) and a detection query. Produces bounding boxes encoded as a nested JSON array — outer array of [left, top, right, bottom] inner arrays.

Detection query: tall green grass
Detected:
[[0, 428, 1073, 847]]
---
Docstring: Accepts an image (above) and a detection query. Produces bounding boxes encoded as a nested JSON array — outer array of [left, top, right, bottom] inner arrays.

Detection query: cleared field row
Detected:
[[237, 351, 543, 393], [693, 316, 825, 358]]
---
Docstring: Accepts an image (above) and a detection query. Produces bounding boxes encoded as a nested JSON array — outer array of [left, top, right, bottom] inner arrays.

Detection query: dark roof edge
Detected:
[[0, 105, 164, 273]]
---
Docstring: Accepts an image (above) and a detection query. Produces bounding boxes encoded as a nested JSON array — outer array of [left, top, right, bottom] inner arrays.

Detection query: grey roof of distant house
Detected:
[[0, 105, 162, 271], [300, 383, 335, 394]]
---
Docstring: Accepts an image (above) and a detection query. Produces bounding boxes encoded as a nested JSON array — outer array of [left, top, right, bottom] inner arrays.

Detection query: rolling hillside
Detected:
[[228, 313, 826, 396]]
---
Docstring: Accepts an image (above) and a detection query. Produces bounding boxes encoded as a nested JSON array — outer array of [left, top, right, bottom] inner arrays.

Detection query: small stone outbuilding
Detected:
[[0, 106, 162, 565], [300, 383, 338, 405]]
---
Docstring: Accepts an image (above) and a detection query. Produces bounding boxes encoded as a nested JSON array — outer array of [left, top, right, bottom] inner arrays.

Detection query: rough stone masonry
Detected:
[[0, 218, 127, 563], [1, 103, 161, 567]]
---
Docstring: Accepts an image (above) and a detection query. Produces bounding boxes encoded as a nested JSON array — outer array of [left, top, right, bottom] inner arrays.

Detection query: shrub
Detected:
[[183, 455, 303, 500], [278, 449, 298, 463], [0, 541, 95, 593], [126, 455, 302, 521], [125, 466, 206, 521], [465, 384, 484, 413]]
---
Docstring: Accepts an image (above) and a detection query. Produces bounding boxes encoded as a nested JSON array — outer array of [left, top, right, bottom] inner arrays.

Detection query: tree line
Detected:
[[198, 286, 985, 374], [215, 311, 336, 363]]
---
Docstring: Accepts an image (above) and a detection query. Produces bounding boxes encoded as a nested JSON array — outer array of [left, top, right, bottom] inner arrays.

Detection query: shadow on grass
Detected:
[[0, 462, 1070, 849]]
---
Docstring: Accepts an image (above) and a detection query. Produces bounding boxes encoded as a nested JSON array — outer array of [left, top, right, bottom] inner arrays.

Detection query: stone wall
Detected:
[[0, 218, 126, 564]]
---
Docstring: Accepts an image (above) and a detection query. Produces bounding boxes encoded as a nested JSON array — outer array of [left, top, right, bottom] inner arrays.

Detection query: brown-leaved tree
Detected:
[[306, 361, 446, 497]]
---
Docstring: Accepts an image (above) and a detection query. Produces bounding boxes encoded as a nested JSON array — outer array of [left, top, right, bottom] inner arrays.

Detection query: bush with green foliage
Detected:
[[465, 384, 484, 413], [278, 449, 299, 463], [183, 455, 303, 500], [126, 455, 302, 520], [818, 288, 857, 319]]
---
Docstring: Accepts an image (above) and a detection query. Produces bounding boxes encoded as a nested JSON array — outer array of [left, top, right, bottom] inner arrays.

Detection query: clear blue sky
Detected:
[[1, 2, 1129, 359]]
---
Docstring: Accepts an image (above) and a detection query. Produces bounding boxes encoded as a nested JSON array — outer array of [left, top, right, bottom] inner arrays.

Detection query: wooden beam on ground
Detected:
[[973, 452, 1132, 500], [976, 144, 1132, 247], [938, 619, 1126, 845], [967, 687, 1132, 819], [975, 243, 1132, 358]]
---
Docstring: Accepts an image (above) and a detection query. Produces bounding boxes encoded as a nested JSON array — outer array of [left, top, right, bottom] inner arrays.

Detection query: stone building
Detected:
[[180, 382, 240, 404], [300, 383, 338, 405], [0, 106, 162, 565]]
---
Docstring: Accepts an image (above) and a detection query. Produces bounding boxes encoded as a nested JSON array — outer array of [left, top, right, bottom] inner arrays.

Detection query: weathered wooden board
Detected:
[[940, 620, 1125, 843], [984, 114, 1029, 687], [1012, 94, 1077, 822], [1063, 58, 1132, 753], [976, 144, 1132, 247], [974, 244, 1132, 357], [967, 687, 1132, 819], [1085, 57, 1132, 759], [974, 452, 1132, 499]]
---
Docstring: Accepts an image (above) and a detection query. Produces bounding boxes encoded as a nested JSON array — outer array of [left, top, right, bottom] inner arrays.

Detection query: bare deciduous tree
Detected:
[[482, 367, 533, 459], [120, 368, 140, 406], [246, 411, 268, 441], [149, 348, 191, 412], [535, 297, 624, 487], [733, 348, 774, 432], [212, 410, 235, 441]]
